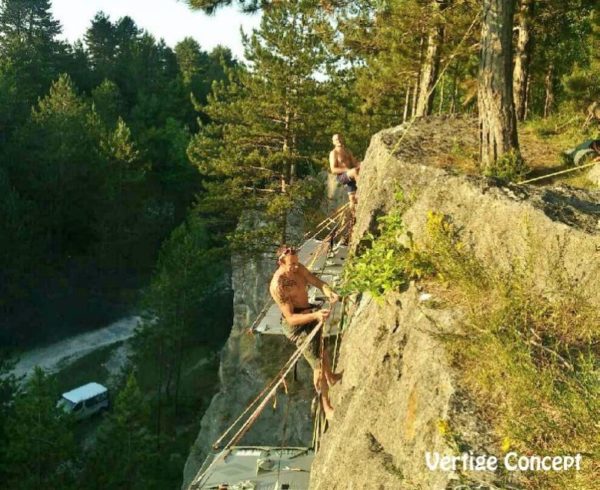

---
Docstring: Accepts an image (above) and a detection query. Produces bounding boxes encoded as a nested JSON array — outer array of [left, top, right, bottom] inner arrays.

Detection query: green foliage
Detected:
[[6, 74, 105, 258], [187, 0, 267, 14], [81, 373, 159, 490], [0, 9, 234, 347], [423, 212, 600, 490], [343, 191, 434, 298], [0, 0, 64, 121], [132, 214, 231, 421], [424, 210, 490, 295], [92, 79, 123, 127], [1, 368, 77, 490], [189, 0, 340, 251], [482, 150, 529, 182]]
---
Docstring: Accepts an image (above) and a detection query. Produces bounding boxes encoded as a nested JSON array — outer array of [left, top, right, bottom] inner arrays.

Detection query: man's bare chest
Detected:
[[278, 273, 307, 294], [334, 149, 354, 167]]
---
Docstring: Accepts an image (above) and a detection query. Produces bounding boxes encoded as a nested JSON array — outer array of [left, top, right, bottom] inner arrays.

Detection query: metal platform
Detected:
[[191, 446, 314, 490], [254, 241, 348, 336]]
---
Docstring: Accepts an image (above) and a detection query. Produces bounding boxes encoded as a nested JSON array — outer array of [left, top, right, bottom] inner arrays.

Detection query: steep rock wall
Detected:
[[309, 117, 600, 489], [182, 189, 346, 488]]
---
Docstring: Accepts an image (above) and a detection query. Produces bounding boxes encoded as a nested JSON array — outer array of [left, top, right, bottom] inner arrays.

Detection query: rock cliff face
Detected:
[[183, 117, 600, 489], [182, 192, 345, 489], [588, 162, 600, 187], [309, 117, 600, 489]]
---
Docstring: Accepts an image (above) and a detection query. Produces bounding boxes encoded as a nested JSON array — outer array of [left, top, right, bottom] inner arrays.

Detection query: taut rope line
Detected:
[[191, 320, 325, 488]]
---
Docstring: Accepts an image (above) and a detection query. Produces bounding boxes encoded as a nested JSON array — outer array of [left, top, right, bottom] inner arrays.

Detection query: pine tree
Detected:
[[2, 368, 77, 490], [84, 12, 117, 84], [0, 168, 36, 339], [544, 1, 598, 115], [5, 74, 104, 258], [175, 37, 208, 86], [188, 0, 334, 249], [92, 78, 124, 127], [187, 0, 267, 13], [0, 0, 64, 123], [96, 117, 149, 272], [134, 215, 228, 421], [82, 373, 158, 490], [478, 0, 521, 174], [332, 0, 479, 127], [0, 350, 19, 481]]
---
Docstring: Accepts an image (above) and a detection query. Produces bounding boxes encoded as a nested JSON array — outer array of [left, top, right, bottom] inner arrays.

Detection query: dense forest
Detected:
[[0, 0, 599, 489]]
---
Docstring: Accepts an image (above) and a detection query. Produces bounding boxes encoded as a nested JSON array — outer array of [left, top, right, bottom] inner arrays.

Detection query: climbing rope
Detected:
[[276, 378, 291, 487], [303, 203, 350, 242], [191, 320, 325, 488], [518, 159, 600, 185], [249, 204, 350, 334]]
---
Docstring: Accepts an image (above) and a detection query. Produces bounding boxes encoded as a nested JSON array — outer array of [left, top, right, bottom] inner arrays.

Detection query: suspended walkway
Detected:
[[188, 205, 353, 490], [193, 446, 314, 490]]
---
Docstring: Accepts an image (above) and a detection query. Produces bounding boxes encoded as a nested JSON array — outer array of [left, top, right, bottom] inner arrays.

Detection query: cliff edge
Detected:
[[309, 117, 600, 489]]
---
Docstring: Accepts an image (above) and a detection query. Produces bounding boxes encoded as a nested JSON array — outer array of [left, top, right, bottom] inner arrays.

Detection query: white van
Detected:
[[57, 382, 109, 419]]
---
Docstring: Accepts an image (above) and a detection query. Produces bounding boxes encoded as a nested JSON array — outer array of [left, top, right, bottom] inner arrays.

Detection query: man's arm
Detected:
[[270, 278, 326, 327], [300, 265, 340, 303], [329, 150, 346, 175]]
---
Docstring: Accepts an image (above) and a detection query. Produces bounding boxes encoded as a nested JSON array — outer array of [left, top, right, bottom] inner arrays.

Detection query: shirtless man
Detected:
[[329, 133, 361, 209], [269, 245, 342, 420]]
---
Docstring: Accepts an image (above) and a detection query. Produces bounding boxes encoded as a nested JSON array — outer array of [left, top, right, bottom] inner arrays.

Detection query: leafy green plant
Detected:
[[342, 191, 434, 298], [423, 211, 600, 490], [483, 150, 529, 182]]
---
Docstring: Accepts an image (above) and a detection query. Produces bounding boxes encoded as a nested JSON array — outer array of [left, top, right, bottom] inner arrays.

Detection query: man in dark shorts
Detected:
[[329, 133, 361, 210], [269, 245, 342, 420]]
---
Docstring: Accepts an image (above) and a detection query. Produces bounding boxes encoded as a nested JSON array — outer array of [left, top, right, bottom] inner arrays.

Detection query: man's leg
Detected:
[[316, 366, 334, 420], [348, 192, 357, 209], [304, 332, 335, 419], [322, 350, 342, 386]]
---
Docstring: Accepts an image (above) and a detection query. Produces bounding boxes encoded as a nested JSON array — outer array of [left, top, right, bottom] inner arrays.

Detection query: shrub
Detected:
[[342, 190, 434, 299], [424, 212, 600, 490]]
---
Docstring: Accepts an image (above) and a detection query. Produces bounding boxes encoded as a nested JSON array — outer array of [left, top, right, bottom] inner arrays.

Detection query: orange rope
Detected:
[[191, 320, 324, 488]]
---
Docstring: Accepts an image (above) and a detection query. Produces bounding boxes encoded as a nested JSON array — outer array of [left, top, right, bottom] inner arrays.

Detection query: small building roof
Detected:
[[61, 382, 107, 404]]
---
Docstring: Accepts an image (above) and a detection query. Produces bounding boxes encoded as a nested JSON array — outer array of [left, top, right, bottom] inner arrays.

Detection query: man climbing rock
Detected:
[[329, 133, 361, 210], [269, 245, 342, 420]]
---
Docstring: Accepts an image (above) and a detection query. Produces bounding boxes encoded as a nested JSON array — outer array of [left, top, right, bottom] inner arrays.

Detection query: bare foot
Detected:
[[326, 371, 343, 386], [321, 393, 335, 420]]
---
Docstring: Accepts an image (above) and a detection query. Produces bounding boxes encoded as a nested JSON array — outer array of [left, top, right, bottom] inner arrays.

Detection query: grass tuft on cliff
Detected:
[[424, 211, 600, 490], [343, 189, 599, 489]]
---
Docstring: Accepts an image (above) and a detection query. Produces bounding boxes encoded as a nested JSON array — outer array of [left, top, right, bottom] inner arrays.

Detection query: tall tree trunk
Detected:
[[174, 337, 184, 416], [543, 63, 555, 118], [513, 0, 535, 121], [280, 110, 292, 243], [438, 75, 445, 115], [411, 36, 425, 118], [411, 75, 419, 118], [403, 83, 411, 122], [524, 71, 531, 119], [450, 60, 460, 114], [415, 0, 448, 117], [156, 342, 163, 448], [478, 0, 520, 170]]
